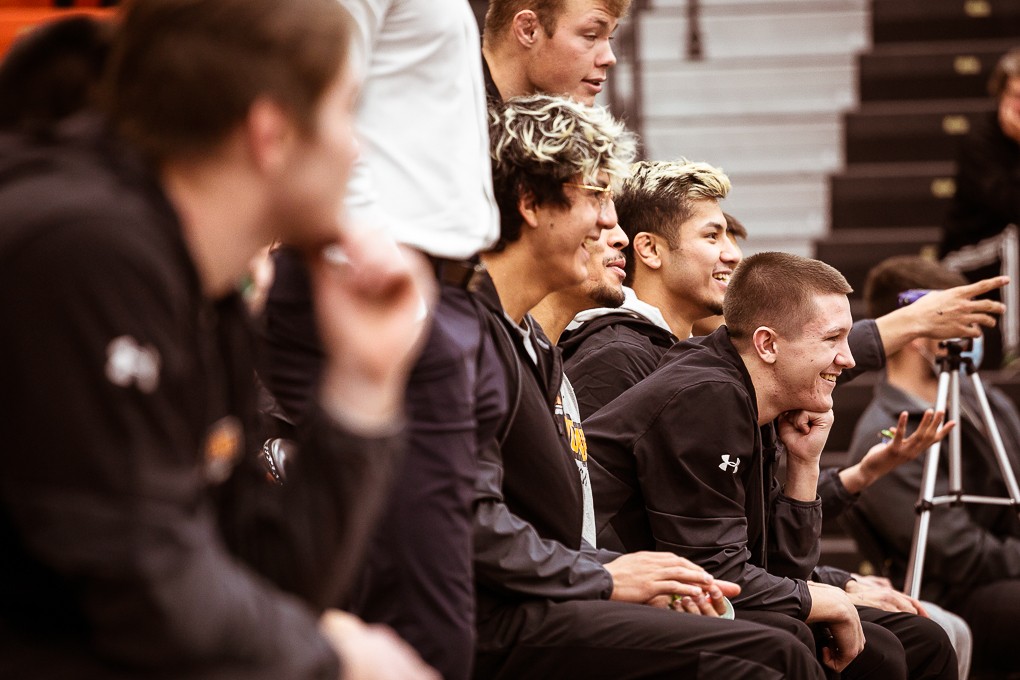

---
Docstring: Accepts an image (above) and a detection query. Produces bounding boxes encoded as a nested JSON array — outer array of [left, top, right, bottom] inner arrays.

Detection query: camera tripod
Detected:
[[904, 338, 1020, 598]]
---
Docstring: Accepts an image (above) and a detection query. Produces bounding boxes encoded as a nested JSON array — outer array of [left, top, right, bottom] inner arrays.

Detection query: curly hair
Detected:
[[488, 94, 636, 250]]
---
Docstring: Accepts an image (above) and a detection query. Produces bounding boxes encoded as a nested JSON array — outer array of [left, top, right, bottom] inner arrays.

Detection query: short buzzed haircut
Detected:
[[483, 0, 631, 45], [488, 93, 636, 250], [104, 0, 351, 162], [865, 256, 967, 320], [615, 158, 731, 279], [724, 252, 852, 341]]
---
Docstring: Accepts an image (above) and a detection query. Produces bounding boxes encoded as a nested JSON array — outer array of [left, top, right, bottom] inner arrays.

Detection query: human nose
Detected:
[[837, 341, 856, 370], [598, 197, 618, 227], [597, 39, 617, 68], [721, 235, 741, 264], [607, 222, 629, 249]]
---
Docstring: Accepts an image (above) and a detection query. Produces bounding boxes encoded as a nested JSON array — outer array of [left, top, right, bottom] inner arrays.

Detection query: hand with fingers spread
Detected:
[[875, 276, 1009, 356], [604, 551, 739, 614], [838, 409, 954, 494]]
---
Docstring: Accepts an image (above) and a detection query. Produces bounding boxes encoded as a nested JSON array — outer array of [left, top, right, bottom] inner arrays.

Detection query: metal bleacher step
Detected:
[[844, 99, 995, 165], [815, 226, 942, 298], [859, 39, 1017, 104], [871, 0, 1020, 45], [830, 161, 956, 230], [642, 53, 856, 118], [637, 1, 867, 62], [643, 111, 843, 175]]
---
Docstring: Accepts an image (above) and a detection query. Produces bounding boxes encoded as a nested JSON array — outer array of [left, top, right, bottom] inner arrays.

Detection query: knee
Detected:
[[845, 623, 908, 680]]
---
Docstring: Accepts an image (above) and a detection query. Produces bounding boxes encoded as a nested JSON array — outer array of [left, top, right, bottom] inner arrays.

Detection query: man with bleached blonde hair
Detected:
[[472, 94, 825, 680]]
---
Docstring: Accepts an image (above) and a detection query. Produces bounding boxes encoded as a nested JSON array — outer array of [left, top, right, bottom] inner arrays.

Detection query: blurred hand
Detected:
[[839, 409, 954, 494], [319, 610, 440, 680], [1000, 100, 1020, 143], [311, 226, 436, 433]]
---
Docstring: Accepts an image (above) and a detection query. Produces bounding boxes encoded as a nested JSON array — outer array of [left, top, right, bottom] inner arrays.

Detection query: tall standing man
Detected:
[[0, 0, 435, 678], [261, 3, 502, 679]]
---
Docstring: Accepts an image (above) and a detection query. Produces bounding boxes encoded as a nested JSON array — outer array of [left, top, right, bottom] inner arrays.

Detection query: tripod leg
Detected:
[[904, 369, 953, 599], [969, 373, 1020, 507]]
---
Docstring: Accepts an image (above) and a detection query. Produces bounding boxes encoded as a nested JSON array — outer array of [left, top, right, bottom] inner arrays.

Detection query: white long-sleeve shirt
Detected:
[[342, 0, 499, 258]]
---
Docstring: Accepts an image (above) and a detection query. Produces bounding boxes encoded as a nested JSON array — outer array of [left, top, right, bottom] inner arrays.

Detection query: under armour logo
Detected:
[[719, 454, 740, 473], [105, 335, 161, 393]]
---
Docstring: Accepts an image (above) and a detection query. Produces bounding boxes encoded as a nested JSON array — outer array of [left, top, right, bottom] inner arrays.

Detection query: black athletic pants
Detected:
[[346, 282, 506, 680], [741, 606, 957, 680], [474, 598, 827, 680]]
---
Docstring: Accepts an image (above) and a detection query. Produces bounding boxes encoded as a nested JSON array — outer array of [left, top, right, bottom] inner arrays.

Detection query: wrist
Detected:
[[837, 464, 872, 495], [318, 361, 405, 436]]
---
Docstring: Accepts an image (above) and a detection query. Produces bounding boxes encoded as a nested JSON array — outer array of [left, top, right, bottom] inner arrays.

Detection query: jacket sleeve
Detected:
[[0, 219, 340, 677], [767, 471, 823, 582], [812, 565, 855, 589], [634, 380, 812, 619], [816, 466, 858, 521], [841, 319, 886, 384], [565, 337, 660, 421], [473, 438, 614, 601]]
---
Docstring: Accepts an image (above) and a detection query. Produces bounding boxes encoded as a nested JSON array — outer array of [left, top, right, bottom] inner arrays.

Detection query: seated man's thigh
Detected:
[[476, 599, 825, 680]]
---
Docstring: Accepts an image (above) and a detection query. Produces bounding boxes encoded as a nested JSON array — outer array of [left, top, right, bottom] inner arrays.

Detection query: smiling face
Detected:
[[531, 171, 618, 293], [659, 198, 742, 321], [771, 293, 855, 413], [582, 221, 629, 306], [527, 0, 619, 105]]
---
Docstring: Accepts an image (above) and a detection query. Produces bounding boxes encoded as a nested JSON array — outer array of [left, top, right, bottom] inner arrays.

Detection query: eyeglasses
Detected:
[[564, 182, 614, 212]]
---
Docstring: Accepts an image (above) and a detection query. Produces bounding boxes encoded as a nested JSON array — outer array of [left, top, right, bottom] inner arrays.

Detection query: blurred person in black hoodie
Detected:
[[0, 1, 437, 678]]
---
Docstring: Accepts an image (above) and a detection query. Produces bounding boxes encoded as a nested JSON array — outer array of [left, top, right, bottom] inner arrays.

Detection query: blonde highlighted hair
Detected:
[[488, 94, 636, 249]]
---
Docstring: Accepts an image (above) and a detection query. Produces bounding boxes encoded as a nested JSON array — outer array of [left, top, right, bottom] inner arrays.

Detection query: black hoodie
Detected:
[[559, 310, 677, 420]]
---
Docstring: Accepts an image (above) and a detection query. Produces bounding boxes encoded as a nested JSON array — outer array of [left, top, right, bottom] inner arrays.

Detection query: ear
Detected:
[[511, 10, 541, 48], [517, 190, 541, 230], [245, 97, 295, 174], [751, 326, 779, 364], [632, 232, 663, 270]]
